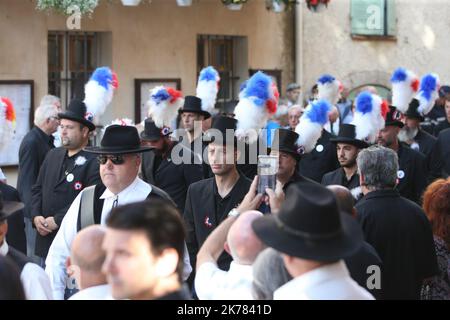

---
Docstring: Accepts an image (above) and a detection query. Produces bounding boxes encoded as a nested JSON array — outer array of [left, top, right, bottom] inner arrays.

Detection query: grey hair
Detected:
[[288, 104, 303, 114], [34, 95, 60, 127], [357, 145, 398, 190], [252, 248, 292, 300]]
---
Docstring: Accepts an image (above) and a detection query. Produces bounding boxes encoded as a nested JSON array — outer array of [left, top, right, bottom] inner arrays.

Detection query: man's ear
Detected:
[[0, 222, 8, 239], [359, 173, 365, 186], [224, 242, 231, 256], [154, 248, 179, 278]]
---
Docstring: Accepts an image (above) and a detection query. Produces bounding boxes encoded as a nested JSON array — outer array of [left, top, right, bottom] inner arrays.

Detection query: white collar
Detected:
[[228, 261, 254, 279], [0, 240, 9, 256], [100, 177, 146, 200], [276, 260, 349, 296]]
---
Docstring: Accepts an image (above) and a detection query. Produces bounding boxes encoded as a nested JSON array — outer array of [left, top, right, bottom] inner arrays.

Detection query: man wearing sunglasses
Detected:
[[45, 124, 192, 299]]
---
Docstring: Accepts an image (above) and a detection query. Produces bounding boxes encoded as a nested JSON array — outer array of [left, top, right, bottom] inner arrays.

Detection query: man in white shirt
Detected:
[[252, 180, 374, 300], [45, 125, 192, 300], [0, 192, 53, 300], [195, 177, 266, 300], [67, 225, 111, 300]]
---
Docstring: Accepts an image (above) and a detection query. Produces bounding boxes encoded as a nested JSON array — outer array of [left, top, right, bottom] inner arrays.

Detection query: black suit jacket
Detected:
[[141, 143, 204, 213], [0, 182, 26, 254], [412, 129, 437, 172], [17, 127, 54, 218], [31, 147, 100, 257], [429, 128, 450, 180], [298, 130, 340, 182], [183, 174, 251, 272]]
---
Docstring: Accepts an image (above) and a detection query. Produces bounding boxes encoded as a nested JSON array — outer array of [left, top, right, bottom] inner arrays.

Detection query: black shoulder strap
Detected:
[[76, 184, 106, 232]]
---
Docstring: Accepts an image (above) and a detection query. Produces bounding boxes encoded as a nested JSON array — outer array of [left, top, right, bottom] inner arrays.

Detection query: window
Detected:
[[351, 0, 396, 38]]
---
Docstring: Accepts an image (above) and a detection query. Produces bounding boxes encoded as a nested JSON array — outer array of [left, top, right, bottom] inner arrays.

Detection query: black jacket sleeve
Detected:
[[17, 139, 40, 218]]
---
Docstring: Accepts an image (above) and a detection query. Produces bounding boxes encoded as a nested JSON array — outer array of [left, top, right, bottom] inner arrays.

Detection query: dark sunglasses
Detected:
[[97, 155, 125, 165]]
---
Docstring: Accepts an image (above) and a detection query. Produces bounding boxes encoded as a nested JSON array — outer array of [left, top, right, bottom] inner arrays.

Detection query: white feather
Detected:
[[234, 98, 269, 144], [84, 81, 113, 123], [318, 81, 340, 105], [391, 72, 417, 114], [196, 80, 218, 114], [417, 91, 439, 116], [352, 94, 383, 144], [295, 118, 323, 154], [0, 103, 14, 152], [147, 86, 183, 129]]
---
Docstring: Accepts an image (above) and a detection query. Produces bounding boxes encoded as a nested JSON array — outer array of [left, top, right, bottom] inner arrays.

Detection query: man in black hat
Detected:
[[355, 145, 438, 299], [270, 128, 318, 192], [322, 124, 369, 200], [0, 192, 53, 299], [45, 125, 191, 299], [31, 100, 101, 262], [251, 180, 374, 300], [422, 85, 450, 136], [140, 118, 204, 212], [184, 116, 252, 278], [377, 106, 427, 204], [433, 93, 450, 135], [399, 99, 437, 171]]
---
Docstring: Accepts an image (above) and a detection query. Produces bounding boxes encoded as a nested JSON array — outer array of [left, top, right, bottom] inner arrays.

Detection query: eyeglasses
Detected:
[[97, 155, 125, 165]]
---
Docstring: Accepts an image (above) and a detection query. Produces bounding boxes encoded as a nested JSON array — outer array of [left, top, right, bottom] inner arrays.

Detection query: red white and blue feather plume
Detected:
[[196, 66, 220, 115], [147, 86, 184, 129], [84, 66, 118, 123], [415, 73, 440, 116], [295, 99, 331, 154], [390, 67, 420, 114], [351, 91, 387, 144], [0, 97, 16, 150], [317, 74, 340, 105], [234, 71, 278, 143]]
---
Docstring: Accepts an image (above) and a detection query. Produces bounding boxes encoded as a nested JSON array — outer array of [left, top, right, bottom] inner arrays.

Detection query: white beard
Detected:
[[398, 126, 418, 143]]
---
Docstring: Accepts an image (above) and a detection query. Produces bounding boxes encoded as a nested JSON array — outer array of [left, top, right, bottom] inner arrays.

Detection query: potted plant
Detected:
[[36, 0, 99, 16], [176, 0, 193, 6], [121, 0, 141, 6], [306, 0, 330, 12], [265, 0, 298, 13], [221, 0, 248, 11]]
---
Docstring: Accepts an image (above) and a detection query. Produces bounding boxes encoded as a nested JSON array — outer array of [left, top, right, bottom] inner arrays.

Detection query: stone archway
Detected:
[[342, 70, 392, 100]]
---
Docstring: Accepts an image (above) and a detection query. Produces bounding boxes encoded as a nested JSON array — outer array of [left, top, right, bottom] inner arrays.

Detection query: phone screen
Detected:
[[257, 155, 278, 195]]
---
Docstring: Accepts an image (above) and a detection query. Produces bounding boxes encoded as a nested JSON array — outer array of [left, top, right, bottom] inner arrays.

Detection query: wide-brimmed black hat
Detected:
[[252, 180, 363, 261], [85, 125, 153, 154], [140, 119, 172, 142], [271, 128, 302, 160], [385, 106, 404, 128], [204, 115, 237, 146], [58, 99, 96, 131], [0, 192, 24, 222], [330, 124, 369, 149], [404, 98, 424, 121], [180, 96, 211, 119]]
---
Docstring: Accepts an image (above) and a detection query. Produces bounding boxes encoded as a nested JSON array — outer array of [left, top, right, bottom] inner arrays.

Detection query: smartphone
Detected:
[[257, 155, 278, 195]]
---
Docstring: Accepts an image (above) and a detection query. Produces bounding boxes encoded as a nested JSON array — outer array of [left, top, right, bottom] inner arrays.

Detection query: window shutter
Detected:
[[386, 0, 397, 36]]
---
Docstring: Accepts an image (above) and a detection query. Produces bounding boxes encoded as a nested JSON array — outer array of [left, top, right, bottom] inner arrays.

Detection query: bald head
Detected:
[[70, 225, 107, 289], [227, 211, 265, 265], [327, 185, 355, 217]]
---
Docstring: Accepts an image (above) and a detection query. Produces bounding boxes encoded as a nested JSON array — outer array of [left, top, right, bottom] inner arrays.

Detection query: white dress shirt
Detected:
[[195, 261, 254, 300], [68, 284, 112, 300], [45, 177, 192, 300], [274, 260, 375, 300], [1, 241, 53, 300]]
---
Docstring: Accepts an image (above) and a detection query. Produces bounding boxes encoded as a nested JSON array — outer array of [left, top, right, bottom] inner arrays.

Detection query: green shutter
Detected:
[[351, 0, 385, 36], [386, 0, 396, 36]]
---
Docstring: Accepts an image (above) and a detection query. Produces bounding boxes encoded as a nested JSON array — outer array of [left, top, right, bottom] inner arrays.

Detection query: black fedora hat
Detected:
[[330, 124, 369, 149], [0, 192, 24, 222], [204, 115, 237, 145], [252, 180, 363, 261], [140, 119, 171, 142], [58, 99, 96, 131], [85, 125, 153, 154], [180, 96, 211, 119], [385, 106, 404, 128], [404, 98, 424, 121], [271, 128, 302, 160]]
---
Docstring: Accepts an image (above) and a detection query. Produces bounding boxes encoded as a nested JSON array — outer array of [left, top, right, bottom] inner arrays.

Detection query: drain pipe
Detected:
[[295, 1, 304, 103]]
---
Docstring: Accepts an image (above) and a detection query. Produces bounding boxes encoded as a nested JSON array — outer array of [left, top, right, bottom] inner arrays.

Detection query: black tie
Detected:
[[112, 196, 119, 209]]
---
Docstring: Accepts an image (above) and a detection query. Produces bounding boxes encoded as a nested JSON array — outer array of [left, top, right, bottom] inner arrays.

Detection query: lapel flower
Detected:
[[75, 156, 87, 166]]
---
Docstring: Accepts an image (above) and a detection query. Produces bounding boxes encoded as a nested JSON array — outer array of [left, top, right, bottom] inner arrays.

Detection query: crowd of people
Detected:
[[0, 66, 449, 301]]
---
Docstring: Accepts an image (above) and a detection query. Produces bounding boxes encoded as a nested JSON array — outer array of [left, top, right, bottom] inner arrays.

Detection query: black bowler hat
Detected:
[[271, 128, 302, 161], [330, 124, 369, 149], [252, 180, 363, 261], [385, 106, 404, 128], [58, 99, 96, 131], [180, 96, 211, 119], [204, 115, 237, 145], [0, 192, 24, 222], [404, 98, 424, 121], [140, 119, 171, 142], [84, 125, 153, 154]]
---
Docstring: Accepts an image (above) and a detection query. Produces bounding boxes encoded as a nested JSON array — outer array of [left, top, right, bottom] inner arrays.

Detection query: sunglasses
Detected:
[[97, 155, 125, 165]]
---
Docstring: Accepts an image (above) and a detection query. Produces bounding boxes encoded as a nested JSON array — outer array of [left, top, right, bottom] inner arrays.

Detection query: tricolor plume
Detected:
[[196, 66, 220, 115], [351, 91, 385, 144], [147, 86, 184, 128], [295, 99, 331, 154], [317, 74, 340, 105], [390, 67, 419, 114], [0, 97, 16, 150], [84, 66, 118, 123], [234, 71, 278, 143], [415, 73, 440, 116]]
